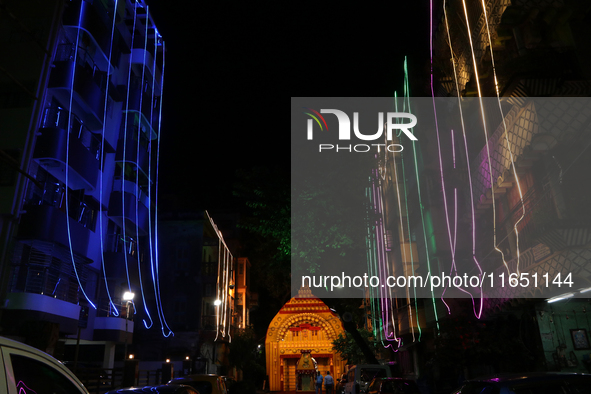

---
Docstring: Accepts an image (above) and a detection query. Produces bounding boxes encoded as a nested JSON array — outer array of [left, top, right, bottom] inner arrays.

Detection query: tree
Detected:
[[234, 164, 381, 364], [228, 328, 266, 393], [332, 328, 380, 365]]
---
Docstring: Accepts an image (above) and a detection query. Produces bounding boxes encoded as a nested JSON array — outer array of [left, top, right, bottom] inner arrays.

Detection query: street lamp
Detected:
[[123, 291, 135, 360]]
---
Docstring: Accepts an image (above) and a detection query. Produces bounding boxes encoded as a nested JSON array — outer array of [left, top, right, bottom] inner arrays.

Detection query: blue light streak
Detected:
[[134, 8, 153, 329], [153, 40, 173, 337], [121, 1, 138, 305], [145, 12, 161, 332], [99, 0, 120, 317], [66, 0, 95, 309], [51, 278, 61, 296]]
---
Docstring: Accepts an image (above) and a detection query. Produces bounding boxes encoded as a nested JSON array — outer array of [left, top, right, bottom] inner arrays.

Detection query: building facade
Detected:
[[0, 0, 168, 368], [155, 210, 256, 375], [368, 0, 591, 383]]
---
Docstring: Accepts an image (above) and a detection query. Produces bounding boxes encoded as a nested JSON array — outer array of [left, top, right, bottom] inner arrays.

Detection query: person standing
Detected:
[[316, 371, 324, 394], [324, 371, 334, 394]]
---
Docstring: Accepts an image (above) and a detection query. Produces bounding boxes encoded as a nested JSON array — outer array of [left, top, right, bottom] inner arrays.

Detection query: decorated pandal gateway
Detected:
[[265, 287, 346, 391]]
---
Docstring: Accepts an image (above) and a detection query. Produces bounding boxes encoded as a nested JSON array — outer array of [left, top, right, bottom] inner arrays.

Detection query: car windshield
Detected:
[[360, 368, 387, 383]]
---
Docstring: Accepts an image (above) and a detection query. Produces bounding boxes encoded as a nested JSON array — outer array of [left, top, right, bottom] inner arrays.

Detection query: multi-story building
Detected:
[[0, 0, 169, 368], [156, 210, 255, 375], [362, 0, 591, 383]]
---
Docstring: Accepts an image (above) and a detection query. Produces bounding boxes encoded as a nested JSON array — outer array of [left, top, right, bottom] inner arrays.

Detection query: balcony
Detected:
[[3, 293, 80, 335], [115, 138, 151, 179], [48, 56, 106, 129], [62, 0, 116, 74], [94, 297, 134, 342], [103, 233, 139, 281], [33, 126, 99, 191], [121, 109, 158, 142], [107, 190, 149, 237], [93, 317, 134, 342], [130, 48, 162, 95], [16, 204, 90, 256], [4, 239, 93, 335]]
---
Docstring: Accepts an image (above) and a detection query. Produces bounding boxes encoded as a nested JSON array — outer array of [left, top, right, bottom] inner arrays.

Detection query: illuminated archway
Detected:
[[265, 287, 346, 392]]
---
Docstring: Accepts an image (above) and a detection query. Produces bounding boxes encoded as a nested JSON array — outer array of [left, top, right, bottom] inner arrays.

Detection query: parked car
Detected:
[[345, 364, 392, 394], [336, 372, 348, 394], [169, 374, 228, 394], [367, 377, 421, 394], [0, 336, 88, 393], [105, 385, 199, 394], [451, 372, 591, 394]]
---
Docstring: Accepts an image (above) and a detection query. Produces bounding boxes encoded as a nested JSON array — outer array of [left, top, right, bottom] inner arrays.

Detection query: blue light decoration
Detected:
[[134, 7, 154, 330], [121, 1, 138, 306], [152, 40, 173, 338], [146, 8, 161, 332], [62, 0, 173, 336], [65, 0, 96, 310], [147, 20, 159, 334], [99, 0, 120, 317]]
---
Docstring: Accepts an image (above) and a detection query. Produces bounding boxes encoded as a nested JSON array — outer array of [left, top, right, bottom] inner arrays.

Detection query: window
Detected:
[[10, 354, 84, 393]]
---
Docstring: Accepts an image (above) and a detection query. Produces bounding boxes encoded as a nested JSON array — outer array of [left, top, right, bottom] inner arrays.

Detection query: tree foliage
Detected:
[[228, 328, 266, 393], [233, 166, 290, 264], [233, 167, 291, 303], [332, 328, 380, 365]]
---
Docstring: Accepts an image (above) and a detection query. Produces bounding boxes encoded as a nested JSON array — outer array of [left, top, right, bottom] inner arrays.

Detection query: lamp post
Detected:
[[123, 291, 135, 360]]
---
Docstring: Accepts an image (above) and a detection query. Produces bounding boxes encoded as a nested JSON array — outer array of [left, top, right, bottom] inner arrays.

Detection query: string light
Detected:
[[460, 0, 509, 281], [431, 24, 480, 313], [66, 0, 96, 309], [409, 25, 440, 328], [121, 1, 138, 306], [209, 213, 233, 341], [98, 0, 120, 316], [395, 86, 422, 341], [479, 0, 526, 275], [145, 6, 160, 331], [134, 7, 153, 329], [153, 40, 174, 338], [443, 0, 484, 318]]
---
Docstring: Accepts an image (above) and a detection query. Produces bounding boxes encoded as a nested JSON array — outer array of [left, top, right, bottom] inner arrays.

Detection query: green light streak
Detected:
[[365, 185, 380, 340], [404, 57, 440, 332]]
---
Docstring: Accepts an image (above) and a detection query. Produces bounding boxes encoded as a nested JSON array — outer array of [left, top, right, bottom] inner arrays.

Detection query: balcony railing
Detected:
[[7, 241, 91, 305], [49, 43, 112, 128], [25, 179, 97, 232], [96, 297, 135, 319], [41, 106, 103, 161], [105, 234, 137, 256]]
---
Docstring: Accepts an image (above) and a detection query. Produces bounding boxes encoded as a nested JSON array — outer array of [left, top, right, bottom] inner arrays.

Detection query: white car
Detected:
[[0, 336, 88, 393]]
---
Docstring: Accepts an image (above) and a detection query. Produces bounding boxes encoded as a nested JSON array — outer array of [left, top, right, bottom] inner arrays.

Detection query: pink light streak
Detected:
[[434, 0, 485, 318]]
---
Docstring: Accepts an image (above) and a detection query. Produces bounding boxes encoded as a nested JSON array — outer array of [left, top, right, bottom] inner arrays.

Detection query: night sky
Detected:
[[144, 1, 432, 211]]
